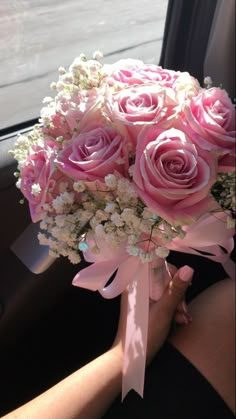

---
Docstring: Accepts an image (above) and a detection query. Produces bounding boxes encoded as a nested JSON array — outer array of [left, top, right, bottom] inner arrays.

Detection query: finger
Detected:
[[174, 312, 190, 325], [164, 265, 194, 313], [177, 299, 191, 318], [174, 307, 193, 324]]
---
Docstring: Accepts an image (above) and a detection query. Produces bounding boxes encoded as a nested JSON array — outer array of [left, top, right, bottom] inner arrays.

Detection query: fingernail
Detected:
[[179, 265, 194, 282]]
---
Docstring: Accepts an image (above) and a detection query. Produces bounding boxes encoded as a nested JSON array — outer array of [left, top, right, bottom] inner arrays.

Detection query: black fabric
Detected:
[[159, 0, 218, 82], [105, 343, 234, 419]]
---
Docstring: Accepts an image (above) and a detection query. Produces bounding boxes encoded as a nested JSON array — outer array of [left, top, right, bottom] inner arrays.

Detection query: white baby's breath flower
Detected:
[[16, 178, 22, 189], [204, 76, 213, 88], [52, 192, 75, 213], [73, 181, 86, 193], [110, 212, 124, 227], [46, 216, 54, 225], [79, 53, 87, 61], [121, 208, 135, 221], [104, 222, 115, 234], [52, 196, 65, 213], [31, 183, 41, 196], [126, 245, 140, 257], [121, 210, 140, 230], [93, 50, 103, 61], [227, 216, 235, 229], [89, 77, 100, 87], [117, 178, 129, 193], [40, 220, 48, 230], [128, 164, 135, 177], [105, 231, 121, 249], [176, 227, 186, 240], [83, 200, 97, 211], [105, 174, 117, 189], [127, 234, 138, 245], [38, 232, 49, 245], [42, 96, 53, 104], [58, 182, 70, 194], [94, 209, 109, 224], [50, 81, 57, 90], [161, 235, 173, 245], [155, 247, 170, 258], [105, 203, 117, 213], [142, 208, 153, 220], [55, 136, 64, 144], [42, 203, 51, 212], [139, 251, 154, 263], [67, 250, 81, 264], [116, 228, 126, 239], [80, 209, 93, 223], [56, 80, 65, 91], [51, 226, 65, 240], [58, 66, 66, 75], [139, 219, 152, 234]]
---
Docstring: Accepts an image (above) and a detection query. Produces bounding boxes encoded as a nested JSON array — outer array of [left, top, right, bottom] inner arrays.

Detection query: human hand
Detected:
[[113, 265, 194, 365]]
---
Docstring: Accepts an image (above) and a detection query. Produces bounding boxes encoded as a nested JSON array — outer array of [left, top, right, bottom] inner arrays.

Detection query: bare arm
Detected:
[[3, 346, 122, 419], [2, 265, 193, 419]]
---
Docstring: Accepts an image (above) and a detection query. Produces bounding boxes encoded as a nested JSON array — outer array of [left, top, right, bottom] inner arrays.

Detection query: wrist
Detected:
[[109, 343, 124, 370]]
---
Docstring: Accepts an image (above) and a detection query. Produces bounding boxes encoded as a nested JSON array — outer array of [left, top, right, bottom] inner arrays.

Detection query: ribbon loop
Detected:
[[100, 256, 140, 299]]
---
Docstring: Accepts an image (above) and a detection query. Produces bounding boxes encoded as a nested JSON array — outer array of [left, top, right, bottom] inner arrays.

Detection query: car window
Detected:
[[0, 0, 168, 131]]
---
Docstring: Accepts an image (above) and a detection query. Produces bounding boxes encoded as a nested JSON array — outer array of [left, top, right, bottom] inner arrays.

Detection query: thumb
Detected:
[[164, 265, 194, 314]]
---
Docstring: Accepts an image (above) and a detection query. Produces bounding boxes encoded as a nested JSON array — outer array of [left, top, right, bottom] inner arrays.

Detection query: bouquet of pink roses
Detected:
[[11, 52, 235, 398]]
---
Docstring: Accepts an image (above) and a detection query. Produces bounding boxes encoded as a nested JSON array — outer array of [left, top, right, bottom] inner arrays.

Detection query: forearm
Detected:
[[3, 346, 123, 419]]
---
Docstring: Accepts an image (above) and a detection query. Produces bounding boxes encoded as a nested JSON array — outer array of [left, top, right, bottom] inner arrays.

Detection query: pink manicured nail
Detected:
[[179, 265, 194, 282]]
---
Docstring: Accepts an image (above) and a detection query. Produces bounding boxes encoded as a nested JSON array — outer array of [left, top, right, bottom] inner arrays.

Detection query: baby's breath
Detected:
[[211, 172, 236, 219]]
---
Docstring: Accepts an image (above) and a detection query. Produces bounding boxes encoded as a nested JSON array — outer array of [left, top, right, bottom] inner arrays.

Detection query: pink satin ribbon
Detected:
[[73, 212, 235, 399]]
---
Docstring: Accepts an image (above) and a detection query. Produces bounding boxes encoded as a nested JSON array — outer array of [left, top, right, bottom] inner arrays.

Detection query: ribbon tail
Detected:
[[122, 261, 149, 400]]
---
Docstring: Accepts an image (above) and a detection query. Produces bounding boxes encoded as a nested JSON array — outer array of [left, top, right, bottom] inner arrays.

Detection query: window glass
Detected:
[[0, 0, 168, 130]]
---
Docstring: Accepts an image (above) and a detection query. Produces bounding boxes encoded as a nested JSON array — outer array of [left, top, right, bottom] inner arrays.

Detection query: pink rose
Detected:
[[20, 140, 71, 222], [107, 59, 180, 88], [55, 123, 129, 184], [133, 128, 217, 224], [183, 87, 236, 155], [135, 65, 181, 87], [105, 59, 145, 86], [104, 84, 177, 146]]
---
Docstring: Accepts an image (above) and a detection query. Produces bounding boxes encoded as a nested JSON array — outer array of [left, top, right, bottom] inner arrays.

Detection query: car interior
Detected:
[[0, 0, 235, 416]]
